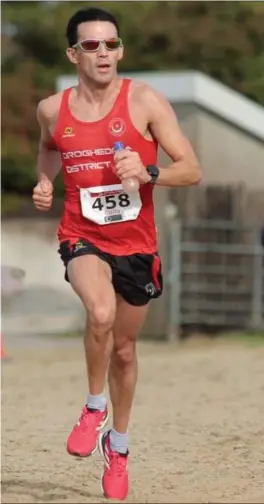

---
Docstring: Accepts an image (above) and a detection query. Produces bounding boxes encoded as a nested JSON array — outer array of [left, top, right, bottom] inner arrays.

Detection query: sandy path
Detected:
[[1, 336, 264, 503]]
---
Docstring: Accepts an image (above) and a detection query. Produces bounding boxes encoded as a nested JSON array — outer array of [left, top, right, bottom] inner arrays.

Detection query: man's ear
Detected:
[[66, 47, 79, 65]]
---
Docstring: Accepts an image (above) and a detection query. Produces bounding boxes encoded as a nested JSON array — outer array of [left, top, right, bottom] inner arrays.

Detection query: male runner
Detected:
[[32, 7, 201, 501]]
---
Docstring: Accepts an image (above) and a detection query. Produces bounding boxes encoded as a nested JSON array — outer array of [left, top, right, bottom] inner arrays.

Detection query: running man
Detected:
[[32, 7, 201, 501]]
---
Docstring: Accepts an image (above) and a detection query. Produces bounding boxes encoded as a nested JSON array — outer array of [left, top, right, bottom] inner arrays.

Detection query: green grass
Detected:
[[1, 193, 30, 215], [220, 331, 264, 347]]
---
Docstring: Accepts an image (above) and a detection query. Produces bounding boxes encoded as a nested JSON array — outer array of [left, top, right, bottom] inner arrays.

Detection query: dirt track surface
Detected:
[[2, 335, 264, 503]]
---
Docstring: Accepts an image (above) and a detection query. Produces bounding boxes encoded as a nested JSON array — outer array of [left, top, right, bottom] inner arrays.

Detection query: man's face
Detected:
[[67, 21, 124, 85]]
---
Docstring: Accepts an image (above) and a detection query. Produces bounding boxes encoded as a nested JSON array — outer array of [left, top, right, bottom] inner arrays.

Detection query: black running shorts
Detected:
[[58, 238, 163, 306]]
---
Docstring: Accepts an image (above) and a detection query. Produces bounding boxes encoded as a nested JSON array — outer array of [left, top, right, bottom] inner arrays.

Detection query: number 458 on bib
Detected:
[[80, 184, 142, 226]]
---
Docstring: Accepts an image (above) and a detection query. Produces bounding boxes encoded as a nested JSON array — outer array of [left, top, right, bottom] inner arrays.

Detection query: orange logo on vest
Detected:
[[62, 126, 75, 138]]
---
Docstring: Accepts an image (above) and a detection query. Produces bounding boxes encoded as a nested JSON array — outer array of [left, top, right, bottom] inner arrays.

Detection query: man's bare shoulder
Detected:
[[129, 79, 164, 100], [37, 91, 64, 123], [129, 79, 171, 112]]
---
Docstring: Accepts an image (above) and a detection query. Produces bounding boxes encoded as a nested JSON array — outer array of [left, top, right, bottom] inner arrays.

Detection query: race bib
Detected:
[[80, 184, 142, 225]]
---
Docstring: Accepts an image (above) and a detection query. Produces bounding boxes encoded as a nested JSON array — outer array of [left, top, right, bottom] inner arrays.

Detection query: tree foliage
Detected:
[[2, 1, 264, 197]]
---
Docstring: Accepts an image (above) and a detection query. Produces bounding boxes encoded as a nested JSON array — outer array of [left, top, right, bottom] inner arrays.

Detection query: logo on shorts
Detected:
[[145, 282, 156, 297], [62, 126, 75, 138], [74, 240, 86, 252], [108, 118, 126, 137]]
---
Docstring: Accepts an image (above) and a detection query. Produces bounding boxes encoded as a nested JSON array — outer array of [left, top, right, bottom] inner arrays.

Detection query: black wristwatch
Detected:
[[146, 165, 159, 184]]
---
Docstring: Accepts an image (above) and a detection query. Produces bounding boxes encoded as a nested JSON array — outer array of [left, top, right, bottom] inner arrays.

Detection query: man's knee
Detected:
[[89, 303, 115, 337], [113, 338, 137, 366]]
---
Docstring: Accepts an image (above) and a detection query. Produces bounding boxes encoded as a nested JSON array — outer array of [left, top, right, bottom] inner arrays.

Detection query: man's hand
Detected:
[[114, 150, 151, 184], [32, 180, 53, 211]]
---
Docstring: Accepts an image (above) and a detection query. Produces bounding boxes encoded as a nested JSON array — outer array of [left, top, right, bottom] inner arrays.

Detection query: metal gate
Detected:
[[167, 219, 264, 340]]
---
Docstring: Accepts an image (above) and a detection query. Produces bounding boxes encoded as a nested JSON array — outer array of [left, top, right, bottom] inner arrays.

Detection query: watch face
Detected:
[[147, 165, 158, 183]]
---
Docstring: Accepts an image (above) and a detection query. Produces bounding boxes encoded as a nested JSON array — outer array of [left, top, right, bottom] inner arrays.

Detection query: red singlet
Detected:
[[53, 79, 158, 256]]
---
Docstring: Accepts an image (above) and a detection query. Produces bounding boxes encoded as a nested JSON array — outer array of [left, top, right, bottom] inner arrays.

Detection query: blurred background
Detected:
[[1, 0, 264, 340]]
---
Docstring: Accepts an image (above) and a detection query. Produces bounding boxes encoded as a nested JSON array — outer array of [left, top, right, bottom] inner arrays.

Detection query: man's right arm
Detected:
[[36, 99, 61, 183]]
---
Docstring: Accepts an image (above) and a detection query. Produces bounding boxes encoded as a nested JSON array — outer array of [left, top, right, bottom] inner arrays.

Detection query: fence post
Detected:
[[250, 242, 263, 331], [167, 218, 182, 342]]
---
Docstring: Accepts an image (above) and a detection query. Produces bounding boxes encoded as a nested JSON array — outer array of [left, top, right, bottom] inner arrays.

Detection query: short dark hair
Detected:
[[66, 7, 120, 47]]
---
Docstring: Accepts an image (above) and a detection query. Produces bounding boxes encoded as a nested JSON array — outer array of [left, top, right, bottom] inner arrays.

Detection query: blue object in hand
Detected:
[[113, 141, 125, 151], [112, 142, 139, 193]]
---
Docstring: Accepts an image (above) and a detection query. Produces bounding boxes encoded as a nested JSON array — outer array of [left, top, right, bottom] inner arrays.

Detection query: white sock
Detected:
[[109, 428, 129, 454], [86, 393, 107, 411]]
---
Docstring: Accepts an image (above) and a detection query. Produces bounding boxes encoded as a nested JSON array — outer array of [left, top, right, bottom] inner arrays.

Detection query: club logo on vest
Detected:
[[108, 118, 126, 137], [62, 126, 75, 138]]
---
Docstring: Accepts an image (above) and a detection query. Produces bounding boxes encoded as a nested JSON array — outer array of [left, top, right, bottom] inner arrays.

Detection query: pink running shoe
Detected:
[[67, 406, 108, 457], [98, 430, 129, 501]]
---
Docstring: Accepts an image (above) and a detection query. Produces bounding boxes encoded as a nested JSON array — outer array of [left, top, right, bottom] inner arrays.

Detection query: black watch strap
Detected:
[[146, 165, 159, 184]]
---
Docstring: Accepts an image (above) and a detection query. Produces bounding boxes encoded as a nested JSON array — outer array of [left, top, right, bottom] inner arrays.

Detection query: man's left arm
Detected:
[[114, 85, 202, 187], [147, 87, 202, 187]]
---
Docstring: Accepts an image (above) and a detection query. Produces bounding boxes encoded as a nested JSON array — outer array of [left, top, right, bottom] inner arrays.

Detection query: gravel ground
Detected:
[[1, 335, 264, 503]]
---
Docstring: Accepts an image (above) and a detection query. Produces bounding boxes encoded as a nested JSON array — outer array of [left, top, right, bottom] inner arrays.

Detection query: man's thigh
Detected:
[[113, 295, 149, 345], [59, 239, 116, 314], [68, 255, 114, 309]]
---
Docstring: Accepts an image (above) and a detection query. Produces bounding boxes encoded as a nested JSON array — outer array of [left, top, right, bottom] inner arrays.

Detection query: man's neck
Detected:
[[76, 75, 122, 105]]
